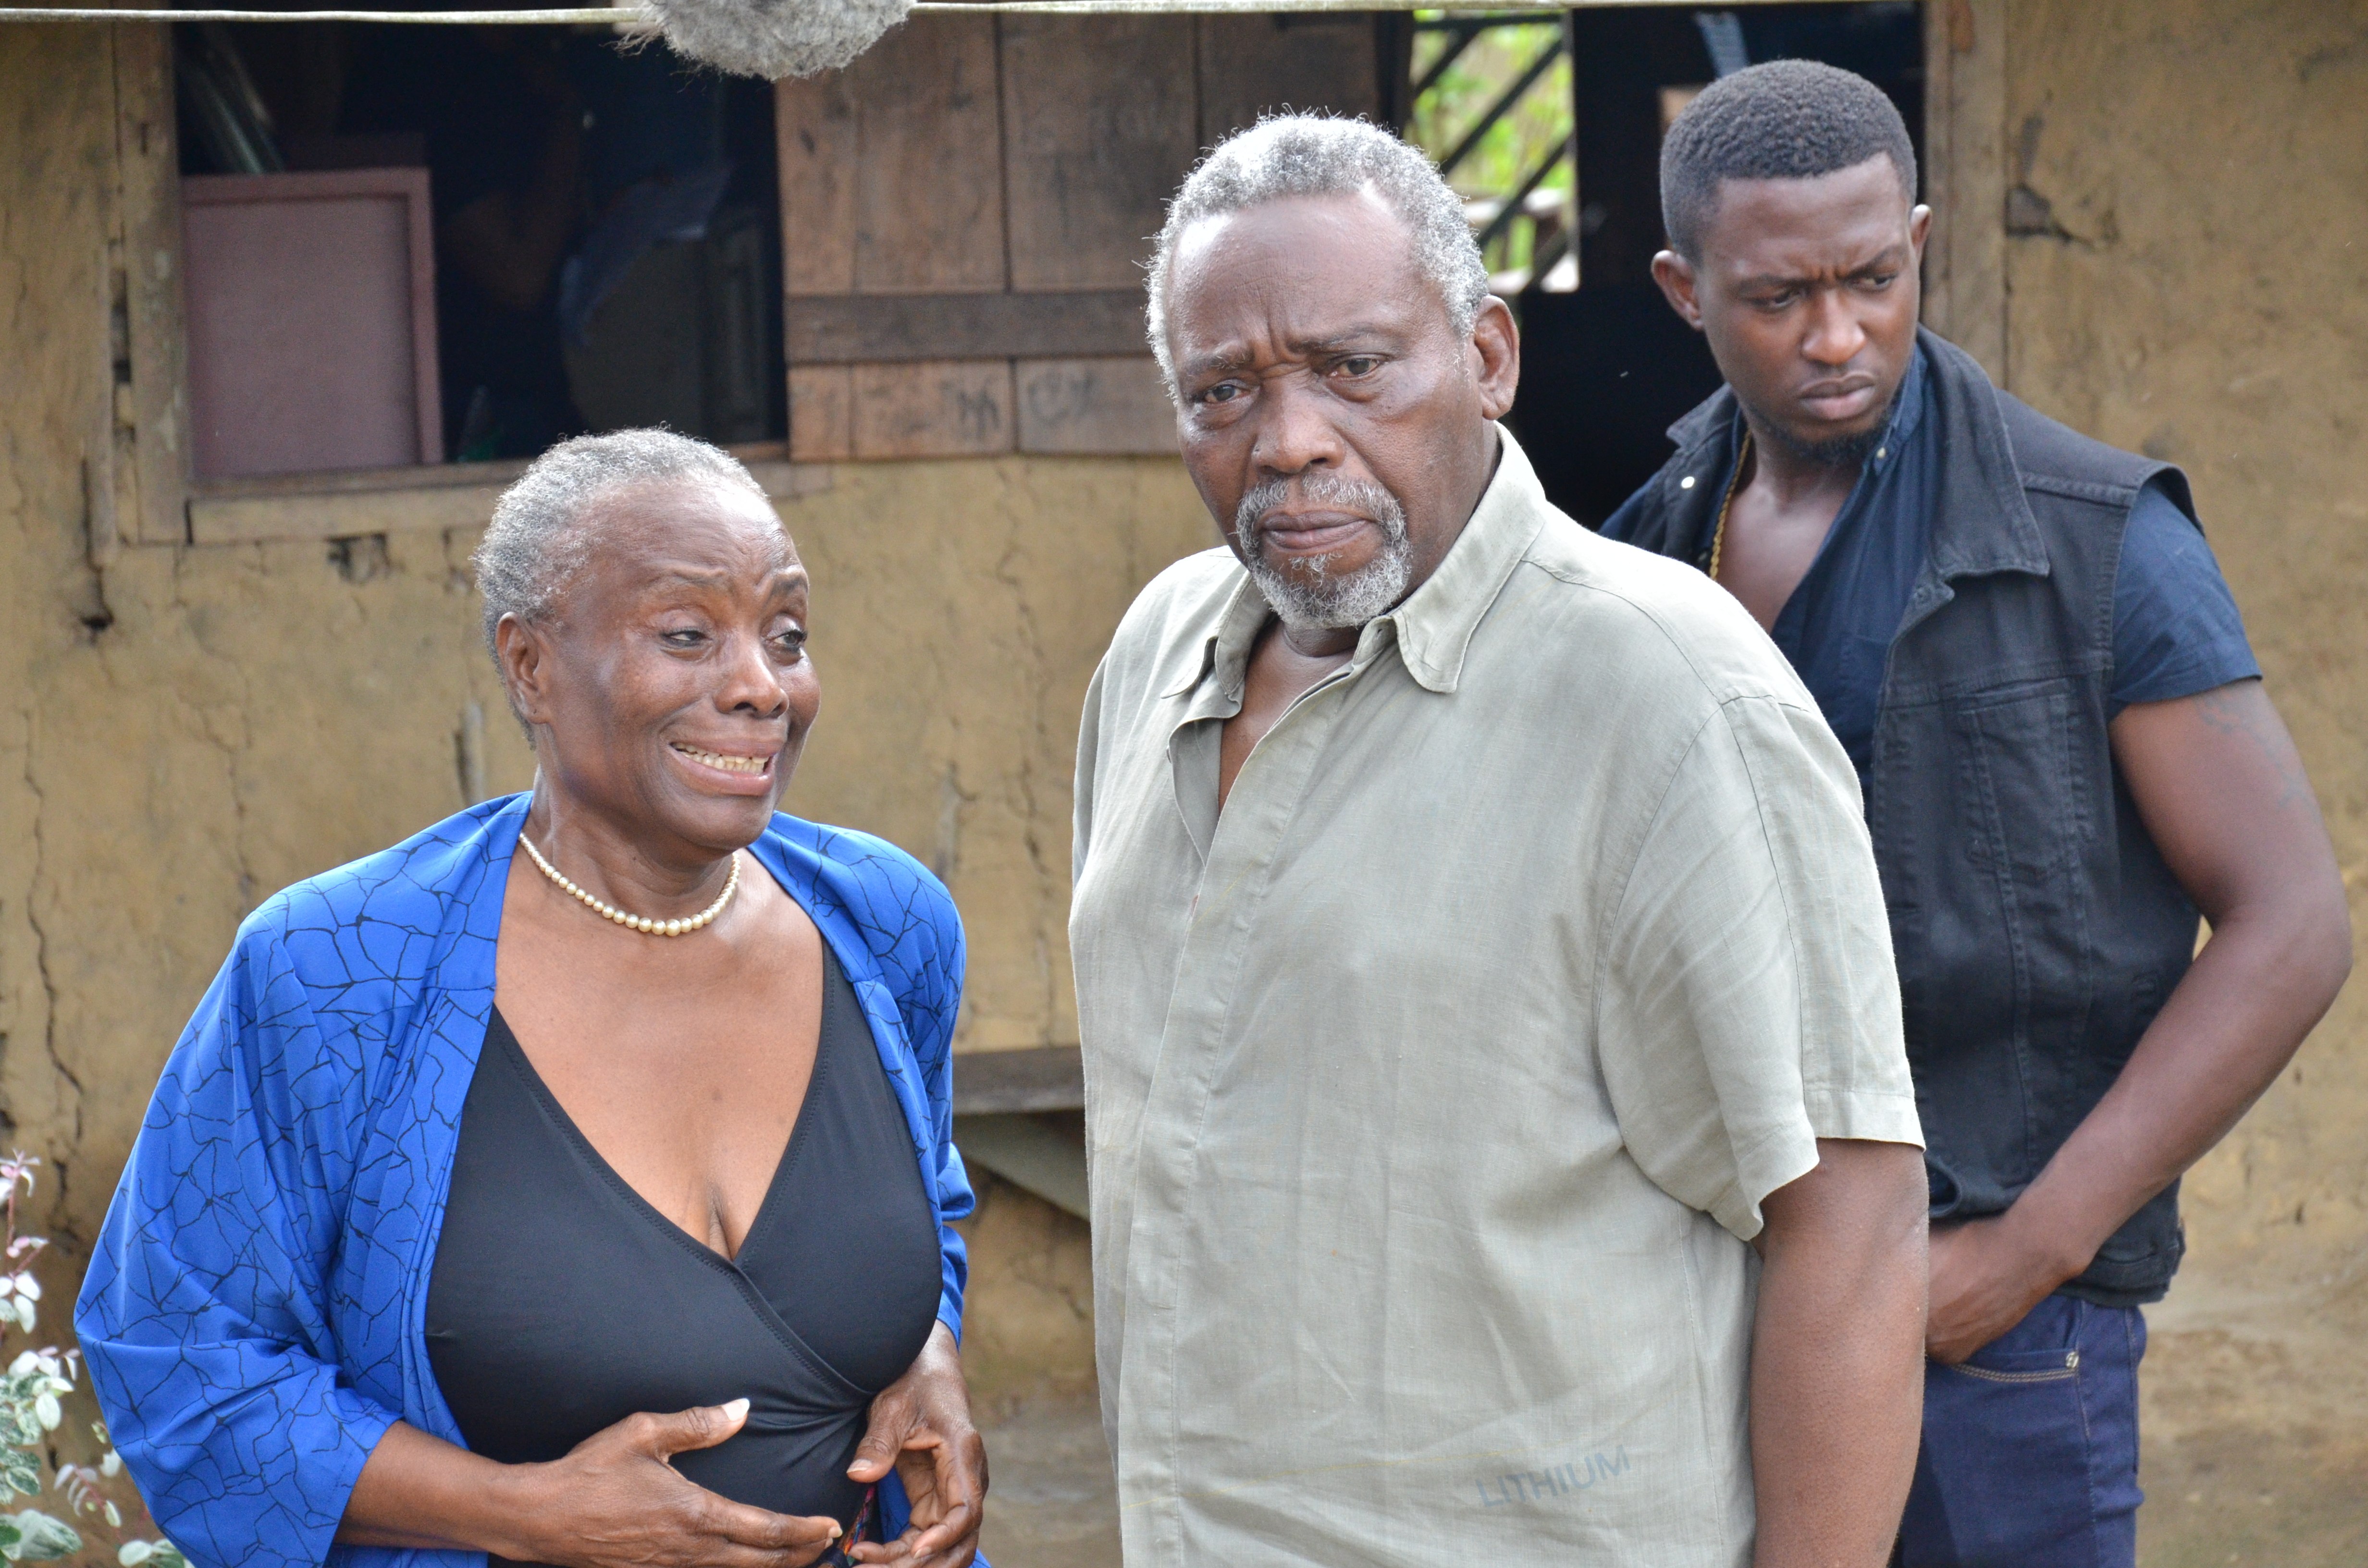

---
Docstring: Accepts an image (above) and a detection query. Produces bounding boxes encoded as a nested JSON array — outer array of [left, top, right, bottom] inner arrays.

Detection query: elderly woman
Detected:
[[74, 431, 986, 1568]]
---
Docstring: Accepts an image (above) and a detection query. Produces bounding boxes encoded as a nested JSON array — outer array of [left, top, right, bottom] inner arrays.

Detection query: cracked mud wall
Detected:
[[3, 33, 551, 1240], [773, 457, 1212, 1061], [1997, 4, 2368, 1559], [2001, 0, 2368, 1291]]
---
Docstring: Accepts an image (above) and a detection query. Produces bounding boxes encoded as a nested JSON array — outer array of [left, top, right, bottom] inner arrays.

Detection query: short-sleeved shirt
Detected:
[[1601, 345, 2260, 793], [1070, 429, 1922, 1568]]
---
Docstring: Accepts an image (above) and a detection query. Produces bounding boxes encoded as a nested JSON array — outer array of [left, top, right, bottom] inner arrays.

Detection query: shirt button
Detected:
[[1679, 475, 1696, 490], [1875, 447, 1888, 460]]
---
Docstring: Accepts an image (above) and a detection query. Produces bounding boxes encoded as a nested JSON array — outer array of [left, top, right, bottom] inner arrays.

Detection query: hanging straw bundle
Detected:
[[636, 0, 911, 77]]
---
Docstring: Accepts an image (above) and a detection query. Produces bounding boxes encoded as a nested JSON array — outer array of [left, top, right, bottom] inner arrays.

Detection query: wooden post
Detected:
[[108, 18, 190, 545], [1922, 0, 2009, 386]]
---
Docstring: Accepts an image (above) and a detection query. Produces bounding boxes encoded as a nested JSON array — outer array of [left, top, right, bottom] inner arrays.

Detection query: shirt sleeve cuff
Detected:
[[1713, 1089, 1926, 1242]]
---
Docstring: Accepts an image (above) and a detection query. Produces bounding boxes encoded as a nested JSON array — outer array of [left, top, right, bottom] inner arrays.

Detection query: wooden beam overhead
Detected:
[[785, 290, 1149, 366]]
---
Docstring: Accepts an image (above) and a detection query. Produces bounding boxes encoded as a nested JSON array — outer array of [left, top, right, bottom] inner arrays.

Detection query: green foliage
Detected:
[[1405, 16, 1578, 279], [0, 1509, 81, 1561], [0, 1447, 36, 1504], [0, 1153, 184, 1567]]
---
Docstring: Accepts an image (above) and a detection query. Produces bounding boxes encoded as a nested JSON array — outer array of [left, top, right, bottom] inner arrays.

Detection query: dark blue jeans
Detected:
[[1899, 1294, 2146, 1568]]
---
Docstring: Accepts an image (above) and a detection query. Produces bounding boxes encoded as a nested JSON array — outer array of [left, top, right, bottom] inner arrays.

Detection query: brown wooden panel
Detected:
[[1196, 14, 1384, 147], [190, 479, 509, 545], [951, 1046, 1085, 1115], [788, 365, 854, 462], [774, 63, 855, 295], [1017, 356, 1176, 455], [777, 17, 1005, 298], [851, 360, 1014, 459], [114, 23, 191, 544], [194, 457, 525, 498], [787, 290, 1147, 365], [1001, 15, 1199, 292], [189, 460, 829, 545]]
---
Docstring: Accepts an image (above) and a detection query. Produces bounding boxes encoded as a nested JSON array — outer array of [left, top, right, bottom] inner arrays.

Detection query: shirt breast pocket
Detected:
[[1939, 677, 2105, 1068]]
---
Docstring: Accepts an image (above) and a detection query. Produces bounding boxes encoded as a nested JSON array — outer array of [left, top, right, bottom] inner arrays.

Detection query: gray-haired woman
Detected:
[[78, 430, 988, 1568]]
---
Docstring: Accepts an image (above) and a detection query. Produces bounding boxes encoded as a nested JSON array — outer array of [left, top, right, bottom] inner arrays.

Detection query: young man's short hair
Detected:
[[1660, 60, 1917, 260]]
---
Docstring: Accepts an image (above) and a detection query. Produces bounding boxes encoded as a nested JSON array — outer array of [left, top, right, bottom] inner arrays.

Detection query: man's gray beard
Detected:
[[1235, 475, 1414, 631]]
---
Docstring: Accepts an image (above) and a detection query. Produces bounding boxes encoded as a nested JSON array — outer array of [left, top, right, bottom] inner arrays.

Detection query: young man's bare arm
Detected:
[[1750, 1137, 1929, 1568], [1925, 678, 2351, 1361]]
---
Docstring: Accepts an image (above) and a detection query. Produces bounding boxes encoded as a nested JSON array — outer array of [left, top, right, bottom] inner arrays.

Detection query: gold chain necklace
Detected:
[[518, 832, 741, 937], [1706, 429, 1754, 583]]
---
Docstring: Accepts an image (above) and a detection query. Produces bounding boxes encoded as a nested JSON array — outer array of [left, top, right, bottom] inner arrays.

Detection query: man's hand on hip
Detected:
[[1924, 1213, 2078, 1365]]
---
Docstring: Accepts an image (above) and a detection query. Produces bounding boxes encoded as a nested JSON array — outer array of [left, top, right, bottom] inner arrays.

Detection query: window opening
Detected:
[[173, 14, 786, 479], [1405, 10, 1577, 295]]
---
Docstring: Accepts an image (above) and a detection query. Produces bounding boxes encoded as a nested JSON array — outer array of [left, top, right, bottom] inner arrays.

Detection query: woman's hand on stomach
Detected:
[[846, 1323, 986, 1568], [340, 1397, 846, 1567]]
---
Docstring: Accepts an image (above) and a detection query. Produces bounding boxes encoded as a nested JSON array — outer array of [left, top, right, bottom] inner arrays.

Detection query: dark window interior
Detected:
[[1506, 2, 1924, 525], [176, 20, 785, 463]]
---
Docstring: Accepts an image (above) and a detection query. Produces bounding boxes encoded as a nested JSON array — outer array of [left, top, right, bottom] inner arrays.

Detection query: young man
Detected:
[[1072, 115, 1927, 1568], [1601, 61, 2351, 1568]]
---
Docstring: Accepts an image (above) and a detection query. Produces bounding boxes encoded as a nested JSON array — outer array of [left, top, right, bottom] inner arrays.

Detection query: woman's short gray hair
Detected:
[[1145, 115, 1490, 395], [472, 428, 767, 658]]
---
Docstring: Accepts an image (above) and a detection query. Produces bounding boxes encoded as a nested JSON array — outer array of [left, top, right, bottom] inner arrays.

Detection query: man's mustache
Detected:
[[1235, 475, 1409, 546]]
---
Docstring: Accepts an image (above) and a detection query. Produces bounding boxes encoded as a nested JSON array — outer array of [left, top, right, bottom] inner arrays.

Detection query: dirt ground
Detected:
[[976, 1399, 1122, 1568], [2136, 1273, 2368, 1568]]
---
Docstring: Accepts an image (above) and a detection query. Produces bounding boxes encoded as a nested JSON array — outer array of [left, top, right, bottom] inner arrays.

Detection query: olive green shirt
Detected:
[[1070, 429, 1920, 1567]]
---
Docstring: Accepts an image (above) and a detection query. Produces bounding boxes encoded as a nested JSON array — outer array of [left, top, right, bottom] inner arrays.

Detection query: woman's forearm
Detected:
[[337, 1421, 546, 1556], [337, 1399, 836, 1568]]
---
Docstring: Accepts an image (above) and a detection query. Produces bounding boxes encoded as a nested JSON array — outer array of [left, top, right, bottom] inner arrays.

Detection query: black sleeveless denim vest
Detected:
[[1605, 329, 2197, 1304]]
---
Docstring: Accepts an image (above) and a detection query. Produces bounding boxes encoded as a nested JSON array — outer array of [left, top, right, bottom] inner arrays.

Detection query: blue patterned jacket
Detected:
[[74, 795, 976, 1568]]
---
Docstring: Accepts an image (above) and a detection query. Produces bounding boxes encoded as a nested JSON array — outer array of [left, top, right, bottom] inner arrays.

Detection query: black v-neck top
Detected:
[[425, 944, 943, 1560]]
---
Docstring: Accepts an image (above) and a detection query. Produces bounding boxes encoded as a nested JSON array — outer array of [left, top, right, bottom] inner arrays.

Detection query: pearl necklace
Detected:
[[518, 832, 740, 937]]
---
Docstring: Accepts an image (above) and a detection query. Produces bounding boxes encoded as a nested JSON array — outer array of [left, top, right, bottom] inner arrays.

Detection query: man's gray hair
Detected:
[[472, 428, 766, 658], [1146, 115, 1490, 393]]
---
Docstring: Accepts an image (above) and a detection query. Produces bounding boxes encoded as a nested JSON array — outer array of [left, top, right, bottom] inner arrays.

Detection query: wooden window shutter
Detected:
[[777, 12, 1390, 462]]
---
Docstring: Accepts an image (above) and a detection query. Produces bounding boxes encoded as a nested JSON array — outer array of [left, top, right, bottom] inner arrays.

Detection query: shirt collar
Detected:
[[1868, 339, 1930, 471], [1160, 425, 1552, 703], [1159, 571, 1273, 702], [1372, 425, 1550, 694]]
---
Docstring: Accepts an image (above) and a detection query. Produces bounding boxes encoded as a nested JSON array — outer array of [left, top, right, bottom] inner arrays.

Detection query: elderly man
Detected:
[[1602, 64, 2350, 1567], [1070, 116, 1927, 1568]]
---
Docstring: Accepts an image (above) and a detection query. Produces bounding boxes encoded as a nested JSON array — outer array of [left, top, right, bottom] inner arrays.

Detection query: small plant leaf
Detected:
[[3, 1512, 77, 1561], [0, 1449, 40, 1499]]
